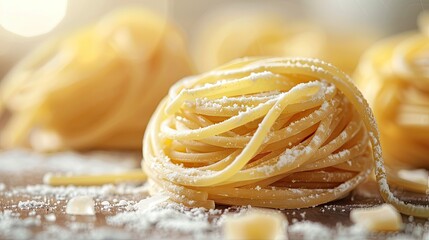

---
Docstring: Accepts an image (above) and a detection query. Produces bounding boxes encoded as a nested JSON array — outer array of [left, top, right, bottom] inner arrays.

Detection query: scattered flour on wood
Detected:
[[0, 149, 139, 174], [107, 195, 220, 239], [7, 183, 148, 199]]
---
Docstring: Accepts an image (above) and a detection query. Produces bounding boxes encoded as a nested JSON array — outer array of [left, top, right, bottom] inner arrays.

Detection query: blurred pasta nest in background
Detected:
[[193, 10, 374, 75], [355, 12, 429, 172], [0, 8, 193, 151]]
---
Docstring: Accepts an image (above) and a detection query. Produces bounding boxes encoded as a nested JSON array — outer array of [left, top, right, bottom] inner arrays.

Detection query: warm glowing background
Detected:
[[0, 0, 427, 79]]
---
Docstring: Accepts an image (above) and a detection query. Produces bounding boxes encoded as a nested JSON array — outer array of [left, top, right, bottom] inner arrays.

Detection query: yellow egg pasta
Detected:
[[355, 13, 429, 194], [193, 12, 373, 74], [0, 8, 193, 151], [143, 57, 429, 217]]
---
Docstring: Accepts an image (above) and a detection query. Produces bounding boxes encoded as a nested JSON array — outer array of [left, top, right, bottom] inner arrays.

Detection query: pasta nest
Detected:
[[355, 14, 429, 193], [193, 12, 373, 74], [143, 57, 429, 217], [0, 9, 192, 151], [356, 13, 429, 171]]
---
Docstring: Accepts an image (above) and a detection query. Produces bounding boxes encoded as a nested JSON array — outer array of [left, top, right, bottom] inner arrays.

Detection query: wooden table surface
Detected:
[[0, 150, 428, 240]]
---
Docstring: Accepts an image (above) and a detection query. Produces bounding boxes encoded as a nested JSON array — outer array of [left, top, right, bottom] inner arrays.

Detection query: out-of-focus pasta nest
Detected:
[[0, 8, 193, 151]]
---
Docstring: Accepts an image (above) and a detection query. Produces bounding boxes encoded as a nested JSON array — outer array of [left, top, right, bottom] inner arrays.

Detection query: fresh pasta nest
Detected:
[[143, 57, 429, 217], [355, 13, 429, 193], [0, 9, 192, 151], [194, 12, 373, 74]]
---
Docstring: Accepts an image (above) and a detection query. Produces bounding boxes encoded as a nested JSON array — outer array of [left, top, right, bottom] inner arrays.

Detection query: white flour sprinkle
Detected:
[[0, 210, 132, 240], [289, 221, 331, 240], [18, 200, 47, 210], [0, 149, 139, 174], [288, 221, 368, 240], [9, 183, 148, 199], [107, 197, 219, 239], [0, 210, 41, 239]]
